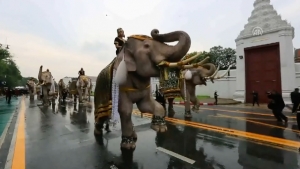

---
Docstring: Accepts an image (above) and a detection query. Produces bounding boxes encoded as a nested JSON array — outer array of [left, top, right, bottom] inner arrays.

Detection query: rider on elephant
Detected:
[[114, 28, 126, 55], [78, 68, 85, 78]]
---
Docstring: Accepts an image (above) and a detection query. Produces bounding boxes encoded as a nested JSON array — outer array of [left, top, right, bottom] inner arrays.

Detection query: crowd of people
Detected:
[[0, 87, 28, 104]]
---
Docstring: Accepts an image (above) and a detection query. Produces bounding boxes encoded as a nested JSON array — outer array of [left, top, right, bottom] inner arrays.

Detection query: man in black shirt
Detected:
[[6, 87, 12, 104], [290, 88, 300, 114], [252, 91, 259, 106], [114, 28, 126, 55], [214, 91, 218, 105], [78, 68, 85, 79]]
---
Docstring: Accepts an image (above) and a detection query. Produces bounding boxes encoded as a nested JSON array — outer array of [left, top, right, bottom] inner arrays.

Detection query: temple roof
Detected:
[[236, 0, 294, 41]]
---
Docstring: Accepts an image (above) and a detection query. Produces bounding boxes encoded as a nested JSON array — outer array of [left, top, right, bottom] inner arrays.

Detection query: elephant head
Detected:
[[26, 80, 35, 89], [184, 63, 232, 85], [38, 65, 53, 86], [113, 29, 191, 78]]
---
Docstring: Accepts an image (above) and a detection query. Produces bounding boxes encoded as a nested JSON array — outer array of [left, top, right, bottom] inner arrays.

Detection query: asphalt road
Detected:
[[1, 96, 300, 169]]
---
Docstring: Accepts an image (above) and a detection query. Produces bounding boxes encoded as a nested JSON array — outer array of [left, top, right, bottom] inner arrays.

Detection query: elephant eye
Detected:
[[144, 43, 149, 48]]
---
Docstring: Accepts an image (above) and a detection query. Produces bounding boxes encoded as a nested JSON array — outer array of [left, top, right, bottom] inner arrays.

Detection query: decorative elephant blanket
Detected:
[[68, 81, 78, 95], [94, 57, 116, 123], [159, 67, 182, 99], [77, 75, 90, 88]]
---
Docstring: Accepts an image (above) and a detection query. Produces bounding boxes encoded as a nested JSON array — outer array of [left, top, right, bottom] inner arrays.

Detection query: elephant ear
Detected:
[[124, 52, 136, 72]]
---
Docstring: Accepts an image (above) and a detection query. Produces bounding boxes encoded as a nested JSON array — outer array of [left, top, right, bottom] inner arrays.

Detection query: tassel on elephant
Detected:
[[94, 29, 191, 150], [37, 66, 57, 106]]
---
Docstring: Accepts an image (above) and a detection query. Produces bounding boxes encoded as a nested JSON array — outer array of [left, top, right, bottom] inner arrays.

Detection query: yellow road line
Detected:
[[207, 115, 276, 121], [132, 109, 300, 150], [174, 105, 296, 119], [12, 98, 25, 169], [215, 113, 300, 133]]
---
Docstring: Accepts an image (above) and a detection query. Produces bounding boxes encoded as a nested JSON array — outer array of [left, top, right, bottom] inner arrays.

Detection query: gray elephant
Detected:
[[26, 78, 36, 100], [68, 76, 92, 103], [94, 29, 191, 150], [160, 58, 231, 117], [58, 79, 68, 104], [38, 66, 57, 106]]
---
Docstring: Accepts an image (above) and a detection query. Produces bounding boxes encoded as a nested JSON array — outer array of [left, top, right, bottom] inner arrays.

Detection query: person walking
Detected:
[[267, 90, 288, 123], [214, 91, 218, 105], [6, 87, 12, 104], [252, 91, 259, 106], [290, 88, 300, 114]]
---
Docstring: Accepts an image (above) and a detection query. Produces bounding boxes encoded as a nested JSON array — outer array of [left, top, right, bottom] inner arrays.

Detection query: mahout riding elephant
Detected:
[[161, 60, 231, 118], [58, 79, 68, 104], [94, 29, 191, 150], [26, 79, 36, 100], [38, 65, 57, 106]]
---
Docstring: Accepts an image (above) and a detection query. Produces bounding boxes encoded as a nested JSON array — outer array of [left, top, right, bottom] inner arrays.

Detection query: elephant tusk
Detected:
[[157, 52, 201, 67], [182, 56, 210, 69], [212, 65, 232, 80]]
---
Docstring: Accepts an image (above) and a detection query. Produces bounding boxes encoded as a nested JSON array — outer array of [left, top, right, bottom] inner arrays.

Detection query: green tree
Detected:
[[0, 48, 23, 87], [209, 46, 236, 70]]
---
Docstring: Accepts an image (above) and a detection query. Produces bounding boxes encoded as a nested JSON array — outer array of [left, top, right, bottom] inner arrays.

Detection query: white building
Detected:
[[151, 0, 299, 104]]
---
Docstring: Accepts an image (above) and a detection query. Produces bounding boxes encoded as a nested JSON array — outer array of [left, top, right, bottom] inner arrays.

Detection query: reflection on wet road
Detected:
[[12, 97, 300, 168]]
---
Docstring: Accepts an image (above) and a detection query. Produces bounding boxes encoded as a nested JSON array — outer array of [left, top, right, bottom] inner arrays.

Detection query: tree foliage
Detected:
[[0, 48, 23, 87], [188, 46, 237, 70]]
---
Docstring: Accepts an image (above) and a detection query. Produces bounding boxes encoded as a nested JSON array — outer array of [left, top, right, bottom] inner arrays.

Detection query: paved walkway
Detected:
[[0, 96, 19, 138]]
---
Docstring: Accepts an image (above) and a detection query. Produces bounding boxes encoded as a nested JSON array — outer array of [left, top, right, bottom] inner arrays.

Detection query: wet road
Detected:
[[2, 96, 300, 169]]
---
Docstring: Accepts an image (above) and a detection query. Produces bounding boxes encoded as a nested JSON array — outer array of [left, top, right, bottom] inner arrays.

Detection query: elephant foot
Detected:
[[168, 108, 176, 118], [151, 116, 167, 132], [192, 105, 200, 113], [120, 136, 136, 150], [132, 129, 137, 142], [94, 122, 104, 135], [184, 110, 192, 118]]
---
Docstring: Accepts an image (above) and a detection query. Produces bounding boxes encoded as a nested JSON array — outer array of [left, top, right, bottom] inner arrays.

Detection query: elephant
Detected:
[[38, 65, 57, 106], [94, 29, 191, 150], [68, 76, 92, 104], [26, 79, 36, 100], [166, 63, 231, 118], [58, 79, 68, 104]]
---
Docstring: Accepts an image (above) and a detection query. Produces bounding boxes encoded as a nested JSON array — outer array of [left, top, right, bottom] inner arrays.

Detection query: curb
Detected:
[[173, 102, 215, 106]]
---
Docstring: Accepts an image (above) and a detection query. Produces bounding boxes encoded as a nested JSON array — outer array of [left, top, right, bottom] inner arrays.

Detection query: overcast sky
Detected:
[[0, 0, 299, 80]]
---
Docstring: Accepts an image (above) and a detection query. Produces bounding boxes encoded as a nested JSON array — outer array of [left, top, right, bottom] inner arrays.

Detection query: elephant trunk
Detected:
[[151, 29, 191, 62], [38, 65, 43, 81], [201, 63, 217, 77]]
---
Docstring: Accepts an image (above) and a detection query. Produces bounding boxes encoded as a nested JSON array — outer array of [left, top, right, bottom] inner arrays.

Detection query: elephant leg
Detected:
[[184, 92, 192, 118], [167, 98, 176, 117], [137, 98, 167, 133], [42, 87, 49, 106], [190, 93, 200, 112], [104, 120, 111, 132], [119, 95, 136, 150], [77, 87, 83, 103]]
